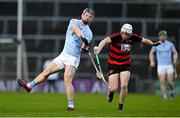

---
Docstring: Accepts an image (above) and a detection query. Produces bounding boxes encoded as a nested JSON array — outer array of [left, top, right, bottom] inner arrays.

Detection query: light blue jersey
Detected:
[[152, 40, 176, 66], [62, 19, 93, 57]]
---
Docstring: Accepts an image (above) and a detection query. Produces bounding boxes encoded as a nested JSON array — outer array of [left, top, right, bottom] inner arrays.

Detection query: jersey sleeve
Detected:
[[132, 33, 143, 43], [151, 46, 156, 52], [69, 19, 78, 26], [170, 43, 176, 52], [109, 32, 120, 42]]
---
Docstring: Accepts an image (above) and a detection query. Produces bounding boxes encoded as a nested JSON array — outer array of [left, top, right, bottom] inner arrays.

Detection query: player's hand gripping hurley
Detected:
[[94, 46, 107, 85]]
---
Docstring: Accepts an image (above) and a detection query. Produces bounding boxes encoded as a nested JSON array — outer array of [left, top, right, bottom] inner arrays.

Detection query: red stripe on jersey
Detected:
[[109, 52, 130, 60], [108, 32, 142, 66], [110, 45, 129, 54], [108, 59, 131, 65]]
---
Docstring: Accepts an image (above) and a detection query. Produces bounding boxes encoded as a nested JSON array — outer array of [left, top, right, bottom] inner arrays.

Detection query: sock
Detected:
[[68, 100, 74, 108], [109, 91, 114, 96], [119, 103, 123, 110], [170, 90, 174, 94], [169, 84, 174, 92], [163, 94, 167, 100], [27, 80, 37, 88]]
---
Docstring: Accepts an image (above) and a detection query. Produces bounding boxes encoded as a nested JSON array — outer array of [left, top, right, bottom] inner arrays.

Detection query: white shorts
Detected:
[[53, 52, 80, 69], [157, 65, 174, 75]]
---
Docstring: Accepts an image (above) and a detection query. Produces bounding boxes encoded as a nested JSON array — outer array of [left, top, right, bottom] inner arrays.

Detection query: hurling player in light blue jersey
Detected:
[[18, 8, 95, 111], [63, 18, 93, 57], [149, 30, 178, 100]]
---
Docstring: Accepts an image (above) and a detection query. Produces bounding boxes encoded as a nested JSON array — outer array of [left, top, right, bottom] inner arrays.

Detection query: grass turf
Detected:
[[0, 92, 180, 117]]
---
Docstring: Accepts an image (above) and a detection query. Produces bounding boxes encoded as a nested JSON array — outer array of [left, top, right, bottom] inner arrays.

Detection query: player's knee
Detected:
[[64, 73, 73, 84], [159, 79, 165, 85], [121, 85, 128, 91], [64, 72, 73, 79], [110, 86, 118, 91]]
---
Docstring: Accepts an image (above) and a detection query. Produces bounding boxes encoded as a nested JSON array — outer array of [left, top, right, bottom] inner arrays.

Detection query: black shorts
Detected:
[[108, 64, 130, 76]]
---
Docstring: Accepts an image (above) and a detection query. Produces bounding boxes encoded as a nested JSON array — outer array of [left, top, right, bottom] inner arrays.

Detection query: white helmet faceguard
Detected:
[[121, 23, 133, 34]]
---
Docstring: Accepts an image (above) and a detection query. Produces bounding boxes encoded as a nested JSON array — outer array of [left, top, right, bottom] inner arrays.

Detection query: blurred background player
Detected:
[[94, 23, 161, 111], [18, 8, 95, 111], [43, 59, 59, 93], [149, 30, 178, 100]]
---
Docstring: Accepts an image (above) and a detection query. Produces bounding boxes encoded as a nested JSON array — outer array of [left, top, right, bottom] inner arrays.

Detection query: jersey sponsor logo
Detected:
[[121, 44, 131, 51]]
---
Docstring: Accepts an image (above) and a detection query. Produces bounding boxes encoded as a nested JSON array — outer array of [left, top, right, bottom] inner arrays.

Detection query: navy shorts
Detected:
[[108, 64, 130, 76]]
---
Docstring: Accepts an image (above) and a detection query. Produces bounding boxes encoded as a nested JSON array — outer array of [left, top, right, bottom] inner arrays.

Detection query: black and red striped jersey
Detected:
[[108, 32, 142, 66]]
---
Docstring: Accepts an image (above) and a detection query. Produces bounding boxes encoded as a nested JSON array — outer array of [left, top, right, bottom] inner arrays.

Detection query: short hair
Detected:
[[83, 8, 95, 16], [159, 30, 167, 36]]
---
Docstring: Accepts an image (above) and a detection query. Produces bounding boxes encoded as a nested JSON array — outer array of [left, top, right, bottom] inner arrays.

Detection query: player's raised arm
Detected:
[[71, 22, 84, 38], [141, 38, 153, 45], [141, 38, 161, 46], [71, 22, 89, 52], [94, 36, 111, 55]]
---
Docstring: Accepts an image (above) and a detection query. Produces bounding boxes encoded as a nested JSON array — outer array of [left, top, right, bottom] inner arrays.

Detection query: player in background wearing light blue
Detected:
[[18, 8, 95, 111], [149, 30, 178, 100]]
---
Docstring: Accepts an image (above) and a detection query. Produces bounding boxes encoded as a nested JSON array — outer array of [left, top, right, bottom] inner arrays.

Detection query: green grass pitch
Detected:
[[0, 92, 180, 117]]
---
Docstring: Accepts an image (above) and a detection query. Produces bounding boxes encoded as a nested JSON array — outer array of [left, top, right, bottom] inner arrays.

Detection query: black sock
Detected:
[[169, 84, 174, 92], [109, 91, 114, 96], [119, 103, 123, 110]]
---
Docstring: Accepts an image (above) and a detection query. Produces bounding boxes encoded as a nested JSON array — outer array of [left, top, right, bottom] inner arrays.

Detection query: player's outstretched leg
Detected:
[[18, 62, 60, 93], [119, 71, 130, 111], [64, 65, 76, 111], [107, 74, 118, 102], [158, 74, 167, 100], [167, 73, 175, 100]]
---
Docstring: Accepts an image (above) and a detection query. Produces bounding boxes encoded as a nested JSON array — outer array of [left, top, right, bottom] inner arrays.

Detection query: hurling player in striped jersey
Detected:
[[94, 23, 161, 111]]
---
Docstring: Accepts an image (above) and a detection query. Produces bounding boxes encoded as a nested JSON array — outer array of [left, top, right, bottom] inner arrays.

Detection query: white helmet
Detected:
[[121, 23, 133, 34]]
